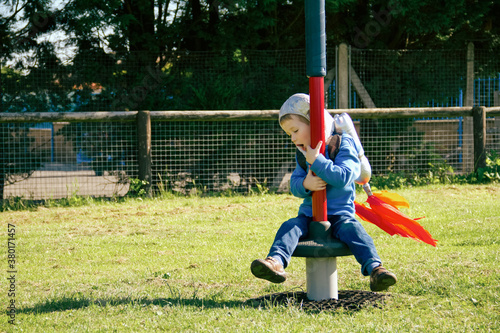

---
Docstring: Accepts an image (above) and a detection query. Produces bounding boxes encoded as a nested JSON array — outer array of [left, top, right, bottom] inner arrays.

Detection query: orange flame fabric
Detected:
[[355, 191, 437, 247]]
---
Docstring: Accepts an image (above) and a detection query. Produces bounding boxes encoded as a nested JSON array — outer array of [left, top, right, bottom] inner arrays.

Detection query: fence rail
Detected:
[[1, 107, 499, 200], [3, 107, 500, 123]]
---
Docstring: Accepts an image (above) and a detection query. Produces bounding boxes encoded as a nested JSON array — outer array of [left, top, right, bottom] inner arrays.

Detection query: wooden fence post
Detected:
[[472, 106, 487, 170], [463, 42, 475, 173], [137, 110, 152, 197], [337, 43, 349, 109]]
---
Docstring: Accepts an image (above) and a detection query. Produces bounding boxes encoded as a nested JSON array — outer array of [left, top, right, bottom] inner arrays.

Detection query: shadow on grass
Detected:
[[19, 290, 390, 315], [18, 296, 248, 314]]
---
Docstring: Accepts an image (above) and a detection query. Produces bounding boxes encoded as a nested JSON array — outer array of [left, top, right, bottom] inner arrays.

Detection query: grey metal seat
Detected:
[[292, 220, 352, 257], [293, 237, 352, 258]]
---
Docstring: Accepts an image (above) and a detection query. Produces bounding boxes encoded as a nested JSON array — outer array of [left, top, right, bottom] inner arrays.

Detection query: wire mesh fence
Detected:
[[1, 121, 137, 200], [1, 109, 499, 200], [2, 45, 499, 113], [350, 48, 468, 108], [1, 45, 499, 199], [151, 120, 295, 194]]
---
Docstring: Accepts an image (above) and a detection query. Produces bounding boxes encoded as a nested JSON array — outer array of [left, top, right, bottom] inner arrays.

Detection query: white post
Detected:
[[306, 257, 338, 301]]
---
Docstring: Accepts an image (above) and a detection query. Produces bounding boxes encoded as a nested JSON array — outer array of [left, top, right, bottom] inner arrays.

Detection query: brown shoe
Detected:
[[251, 257, 287, 283], [370, 265, 397, 291]]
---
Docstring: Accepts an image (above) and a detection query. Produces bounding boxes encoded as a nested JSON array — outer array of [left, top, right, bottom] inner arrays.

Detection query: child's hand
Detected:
[[303, 169, 327, 191], [306, 141, 322, 165]]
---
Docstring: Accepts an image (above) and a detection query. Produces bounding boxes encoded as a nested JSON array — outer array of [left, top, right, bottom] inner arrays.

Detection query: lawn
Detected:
[[1, 184, 499, 332]]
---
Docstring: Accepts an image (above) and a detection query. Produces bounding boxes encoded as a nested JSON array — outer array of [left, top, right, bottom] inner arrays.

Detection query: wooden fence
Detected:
[[1, 106, 499, 199]]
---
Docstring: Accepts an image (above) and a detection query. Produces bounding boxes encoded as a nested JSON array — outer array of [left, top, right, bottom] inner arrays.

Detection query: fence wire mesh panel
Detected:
[[487, 117, 500, 153], [1, 111, 499, 200], [350, 48, 468, 108], [1, 121, 138, 200], [1, 49, 312, 113], [151, 120, 296, 194], [350, 49, 467, 107], [161, 50, 310, 111], [475, 48, 500, 107], [3, 46, 498, 114], [358, 117, 474, 176]]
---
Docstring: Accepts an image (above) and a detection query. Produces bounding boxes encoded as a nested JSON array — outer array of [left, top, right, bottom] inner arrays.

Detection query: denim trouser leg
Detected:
[[267, 214, 382, 275], [329, 215, 382, 276], [267, 215, 311, 268]]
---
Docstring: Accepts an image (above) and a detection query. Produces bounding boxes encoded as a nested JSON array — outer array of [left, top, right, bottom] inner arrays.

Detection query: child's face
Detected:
[[281, 115, 311, 151]]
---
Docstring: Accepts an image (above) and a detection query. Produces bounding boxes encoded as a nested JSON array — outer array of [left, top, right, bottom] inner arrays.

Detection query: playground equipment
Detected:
[[295, 0, 436, 302], [291, 0, 352, 301]]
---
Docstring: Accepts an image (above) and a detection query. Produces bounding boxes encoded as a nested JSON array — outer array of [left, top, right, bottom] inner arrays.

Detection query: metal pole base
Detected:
[[306, 257, 338, 301]]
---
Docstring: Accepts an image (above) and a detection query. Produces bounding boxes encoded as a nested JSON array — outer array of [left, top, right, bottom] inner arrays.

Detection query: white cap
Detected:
[[279, 93, 311, 124], [279, 93, 335, 156]]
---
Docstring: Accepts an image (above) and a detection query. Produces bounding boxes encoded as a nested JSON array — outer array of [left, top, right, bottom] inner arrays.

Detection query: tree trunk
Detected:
[[184, 0, 205, 51], [208, 0, 219, 37], [121, 0, 158, 110]]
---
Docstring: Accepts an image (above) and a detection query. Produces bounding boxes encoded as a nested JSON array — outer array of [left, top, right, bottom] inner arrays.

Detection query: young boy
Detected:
[[251, 93, 397, 292]]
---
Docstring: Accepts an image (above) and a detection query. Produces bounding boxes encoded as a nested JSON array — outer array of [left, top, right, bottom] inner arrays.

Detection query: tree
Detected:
[[1, 0, 499, 195], [326, 0, 500, 50]]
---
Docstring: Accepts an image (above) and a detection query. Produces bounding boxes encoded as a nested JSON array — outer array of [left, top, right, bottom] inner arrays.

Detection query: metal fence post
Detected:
[[137, 110, 152, 197], [472, 106, 487, 170]]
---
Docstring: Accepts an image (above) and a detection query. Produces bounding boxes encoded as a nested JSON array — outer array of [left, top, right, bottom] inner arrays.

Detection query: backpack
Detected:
[[296, 134, 342, 171]]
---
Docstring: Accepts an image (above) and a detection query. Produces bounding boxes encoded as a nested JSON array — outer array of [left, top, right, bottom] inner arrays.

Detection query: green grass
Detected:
[[1, 185, 499, 332]]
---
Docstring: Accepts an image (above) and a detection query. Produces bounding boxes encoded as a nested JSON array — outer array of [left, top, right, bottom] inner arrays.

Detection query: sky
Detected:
[[1, 0, 110, 67], [1, 0, 182, 67]]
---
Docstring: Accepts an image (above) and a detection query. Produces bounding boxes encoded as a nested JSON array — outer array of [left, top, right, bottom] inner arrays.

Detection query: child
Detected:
[[251, 93, 397, 292]]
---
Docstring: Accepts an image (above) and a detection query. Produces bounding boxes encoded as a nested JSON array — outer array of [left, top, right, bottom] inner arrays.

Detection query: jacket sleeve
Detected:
[[289, 156, 312, 198], [309, 135, 360, 188]]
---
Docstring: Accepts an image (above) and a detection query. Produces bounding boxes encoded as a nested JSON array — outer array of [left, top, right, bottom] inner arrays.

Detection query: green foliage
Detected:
[[0, 196, 34, 211], [127, 178, 149, 198], [2, 0, 499, 114], [3, 0, 498, 103], [0, 192, 121, 212], [249, 179, 270, 196], [47, 193, 99, 208], [467, 150, 500, 183], [187, 73, 245, 110]]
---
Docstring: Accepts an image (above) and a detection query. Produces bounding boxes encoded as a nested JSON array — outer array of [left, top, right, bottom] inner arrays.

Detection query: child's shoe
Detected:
[[370, 265, 397, 291], [251, 257, 287, 283]]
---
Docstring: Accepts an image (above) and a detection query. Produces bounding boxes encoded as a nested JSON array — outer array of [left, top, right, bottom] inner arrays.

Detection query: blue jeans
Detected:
[[267, 214, 381, 276]]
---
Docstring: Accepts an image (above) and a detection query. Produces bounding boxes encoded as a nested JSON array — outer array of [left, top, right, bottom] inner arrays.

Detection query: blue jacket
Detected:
[[289, 134, 361, 217]]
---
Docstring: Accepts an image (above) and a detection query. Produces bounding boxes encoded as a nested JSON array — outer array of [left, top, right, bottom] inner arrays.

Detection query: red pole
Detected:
[[309, 77, 327, 222]]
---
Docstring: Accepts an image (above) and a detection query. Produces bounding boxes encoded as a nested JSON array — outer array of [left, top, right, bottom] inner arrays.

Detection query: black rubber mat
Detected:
[[247, 289, 390, 311]]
